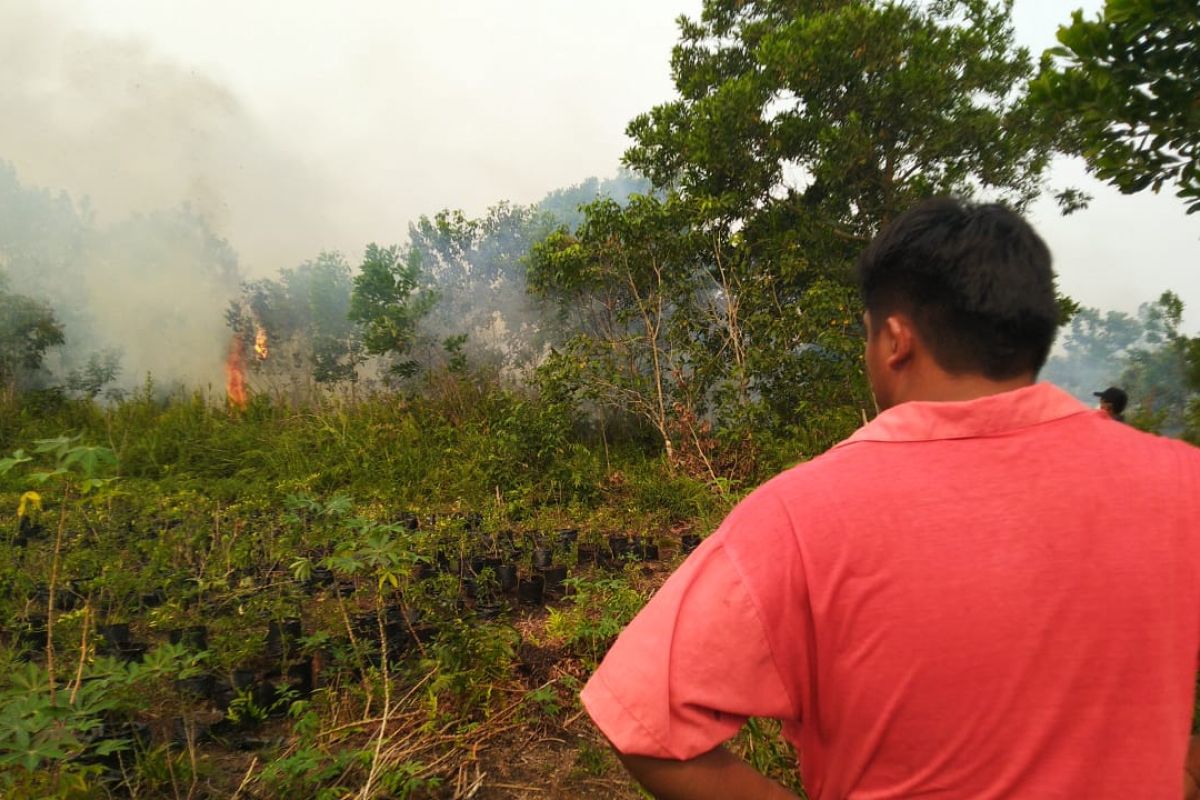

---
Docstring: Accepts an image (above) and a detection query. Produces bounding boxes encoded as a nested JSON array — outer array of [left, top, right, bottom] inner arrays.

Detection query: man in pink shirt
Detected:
[[581, 198, 1200, 798]]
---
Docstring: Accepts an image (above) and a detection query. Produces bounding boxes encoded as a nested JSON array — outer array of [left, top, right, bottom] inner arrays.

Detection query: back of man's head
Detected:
[[856, 198, 1059, 380]]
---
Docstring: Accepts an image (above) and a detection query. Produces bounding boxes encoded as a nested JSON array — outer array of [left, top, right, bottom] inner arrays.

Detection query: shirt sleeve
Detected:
[[580, 495, 805, 760]]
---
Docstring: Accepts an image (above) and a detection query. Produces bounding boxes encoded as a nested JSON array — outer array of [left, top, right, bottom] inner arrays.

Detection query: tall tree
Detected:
[[609, 0, 1063, 461], [1042, 305, 1144, 400], [0, 273, 65, 394], [627, 0, 1059, 241], [408, 203, 558, 378], [530, 195, 701, 468], [1033, 0, 1200, 213], [348, 244, 436, 380], [227, 252, 365, 392]]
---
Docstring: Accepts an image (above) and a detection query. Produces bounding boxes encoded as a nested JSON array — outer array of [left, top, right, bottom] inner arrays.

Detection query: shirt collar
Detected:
[[838, 382, 1093, 446]]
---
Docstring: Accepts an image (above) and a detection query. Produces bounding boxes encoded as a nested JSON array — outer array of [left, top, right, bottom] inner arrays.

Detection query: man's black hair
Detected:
[[856, 197, 1059, 380]]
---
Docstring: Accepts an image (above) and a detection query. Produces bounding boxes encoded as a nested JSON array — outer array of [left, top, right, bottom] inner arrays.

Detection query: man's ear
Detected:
[[883, 314, 915, 370]]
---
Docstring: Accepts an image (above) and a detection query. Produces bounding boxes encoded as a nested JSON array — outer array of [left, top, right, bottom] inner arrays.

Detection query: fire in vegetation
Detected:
[[254, 326, 269, 361], [226, 335, 248, 409]]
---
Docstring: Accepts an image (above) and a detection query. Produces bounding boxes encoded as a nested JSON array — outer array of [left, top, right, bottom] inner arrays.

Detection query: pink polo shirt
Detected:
[[582, 383, 1200, 798]]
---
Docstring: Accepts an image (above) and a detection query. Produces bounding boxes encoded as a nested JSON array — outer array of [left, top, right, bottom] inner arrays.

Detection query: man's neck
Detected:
[[896, 371, 1036, 406]]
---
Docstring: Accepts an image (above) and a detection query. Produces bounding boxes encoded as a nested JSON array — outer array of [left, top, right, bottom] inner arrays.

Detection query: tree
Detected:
[[530, 195, 701, 468], [609, 0, 1063, 460], [1033, 0, 1200, 213], [0, 274, 65, 394], [1043, 291, 1198, 436], [628, 0, 1060, 240], [1041, 305, 1145, 400], [1117, 292, 1194, 434], [407, 203, 559, 379], [227, 252, 365, 393], [348, 244, 437, 380], [64, 349, 122, 401]]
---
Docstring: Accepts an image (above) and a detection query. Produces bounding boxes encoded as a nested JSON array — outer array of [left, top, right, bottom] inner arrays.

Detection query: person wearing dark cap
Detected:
[[1094, 386, 1128, 421]]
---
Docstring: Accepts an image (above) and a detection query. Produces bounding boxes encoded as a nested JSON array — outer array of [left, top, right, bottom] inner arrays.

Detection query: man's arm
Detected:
[[618, 745, 800, 800]]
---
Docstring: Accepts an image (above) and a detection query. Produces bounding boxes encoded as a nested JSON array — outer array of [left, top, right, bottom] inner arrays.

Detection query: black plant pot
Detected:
[[286, 659, 314, 697], [18, 515, 45, 541], [383, 623, 412, 655], [266, 618, 302, 657], [83, 720, 151, 768], [352, 612, 380, 642], [232, 668, 257, 692], [575, 545, 598, 566], [532, 548, 554, 570], [20, 615, 48, 650], [306, 567, 334, 591], [116, 643, 148, 663], [169, 625, 209, 652], [140, 588, 167, 608], [475, 601, 504, 620], [634, 537, 659, 561], [496, 564, 518, 593], [540, 565, 568, 595], [557, 528, 580, 549], [681, 534, 702, 554], [517, 576, 545, 605], [176, 673, 215, 700], [99, 623, 133, 649], [609, 536, 633, 560]]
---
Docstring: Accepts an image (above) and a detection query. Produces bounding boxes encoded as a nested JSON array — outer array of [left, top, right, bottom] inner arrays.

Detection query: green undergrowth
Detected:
[[0, 381, 766, 797]]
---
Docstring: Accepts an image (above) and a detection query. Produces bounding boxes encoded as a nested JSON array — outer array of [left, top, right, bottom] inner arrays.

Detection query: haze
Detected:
[[2, 0, 1197, 328]]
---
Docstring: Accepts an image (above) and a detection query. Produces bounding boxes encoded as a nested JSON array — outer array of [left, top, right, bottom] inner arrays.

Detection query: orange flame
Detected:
[[254, 326, 269, 361], [226, 335, 247, 409]]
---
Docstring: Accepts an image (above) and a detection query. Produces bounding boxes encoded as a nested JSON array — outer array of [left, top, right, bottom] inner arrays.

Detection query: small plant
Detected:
[[0, 644, 195, 794], [545, 576, 646, 665], [523, 682, 562, 721]]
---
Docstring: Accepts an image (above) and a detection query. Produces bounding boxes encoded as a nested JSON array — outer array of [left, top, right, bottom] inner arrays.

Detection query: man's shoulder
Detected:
[[722, 445, 876, 534]]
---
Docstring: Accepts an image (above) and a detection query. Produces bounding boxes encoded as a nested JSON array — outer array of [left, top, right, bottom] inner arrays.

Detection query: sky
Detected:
[[3, 0, 1198, 326]]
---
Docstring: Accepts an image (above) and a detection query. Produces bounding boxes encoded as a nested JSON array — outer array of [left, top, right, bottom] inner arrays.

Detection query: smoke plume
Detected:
[[0, 0, 342, 391]]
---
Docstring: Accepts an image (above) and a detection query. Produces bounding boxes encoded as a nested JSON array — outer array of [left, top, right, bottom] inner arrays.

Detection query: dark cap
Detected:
[[1093, 386, 1128, 414]]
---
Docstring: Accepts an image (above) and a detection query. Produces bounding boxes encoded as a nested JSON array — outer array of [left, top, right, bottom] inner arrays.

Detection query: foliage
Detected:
[[348, 243, 437, 379], [545, 576, 646, 666], [64, 349, 122, 401], [628, 0, 1060, 230], [1033, 0, 1200, 213], [408, 203, 560, 379], [1043, 290, 1199, 436], [532, 0, 1070, 468], [531, 194, 704, 466], [535, 169, 654, 230], [0, 647, 196, 795], [0, 273, 65, 392], [228, 252, 366, 391]]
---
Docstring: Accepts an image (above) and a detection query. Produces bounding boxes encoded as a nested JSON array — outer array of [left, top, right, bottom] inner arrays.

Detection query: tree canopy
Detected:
[[627, 0, 1059, 244], [532, 0, 1068, 470], [348, 244, 437, 380], [1033, 0, 1200, 213], [0, 273, 65, 393]]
